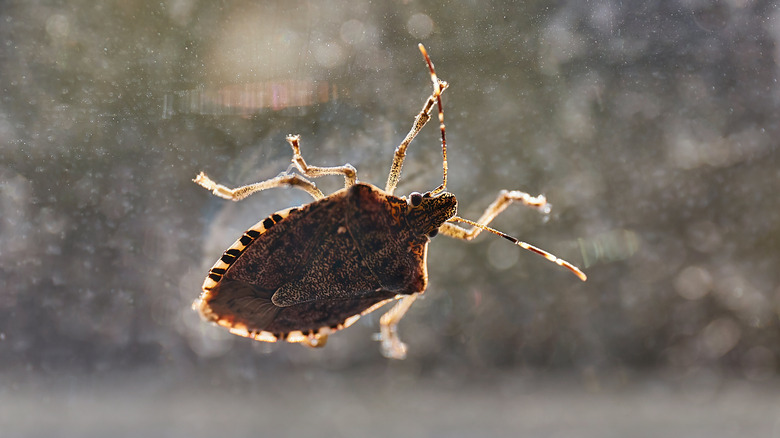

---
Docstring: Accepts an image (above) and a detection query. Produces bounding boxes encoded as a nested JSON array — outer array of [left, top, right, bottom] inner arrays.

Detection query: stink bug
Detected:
[[193, 44, 586, 359]]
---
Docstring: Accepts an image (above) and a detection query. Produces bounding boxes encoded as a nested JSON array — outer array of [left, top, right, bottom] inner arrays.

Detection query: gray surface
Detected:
[[4, 371, 780, 438], [1, 0, 779, 436]]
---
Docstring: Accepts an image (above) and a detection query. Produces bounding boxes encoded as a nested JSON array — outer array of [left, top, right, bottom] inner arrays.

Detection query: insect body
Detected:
[[194, 45, 586, 359]]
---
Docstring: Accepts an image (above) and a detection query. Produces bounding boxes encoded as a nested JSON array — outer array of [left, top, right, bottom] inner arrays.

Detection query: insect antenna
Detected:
[[448, 216, 588, 281], [418, 44, 449, 195]]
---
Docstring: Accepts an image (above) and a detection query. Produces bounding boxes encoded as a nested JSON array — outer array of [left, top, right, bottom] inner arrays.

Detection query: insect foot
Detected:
[[192, 44, 586, 359], [378, 328, 408, 360]]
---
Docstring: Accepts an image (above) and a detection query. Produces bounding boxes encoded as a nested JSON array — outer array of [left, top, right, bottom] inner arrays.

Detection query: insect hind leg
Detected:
[[194, 171, 325, 201], [302, 334, 328, 348]]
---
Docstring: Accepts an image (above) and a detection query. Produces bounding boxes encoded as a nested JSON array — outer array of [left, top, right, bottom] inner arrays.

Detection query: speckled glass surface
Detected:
[[2, 1, 779, 436]]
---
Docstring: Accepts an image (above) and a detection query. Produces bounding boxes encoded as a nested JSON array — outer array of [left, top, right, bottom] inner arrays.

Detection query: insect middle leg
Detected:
[[378, 294, 419, 360], [194, 134, 358, 201], [286, 134, 357, 189], [438, 190, 549, 240]]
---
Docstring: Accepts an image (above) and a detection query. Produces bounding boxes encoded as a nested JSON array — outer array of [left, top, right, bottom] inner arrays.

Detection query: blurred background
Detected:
[[2, 0, 780, 436]]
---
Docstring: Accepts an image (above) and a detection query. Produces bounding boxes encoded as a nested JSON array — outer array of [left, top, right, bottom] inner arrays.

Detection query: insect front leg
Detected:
[[377, 295, 419, 359], [439, 189, 549, 240], [286, 134, 357, 189], [440, 190, 588, 281], [384, 80, 448, 195], [386, 44, 450, 196]]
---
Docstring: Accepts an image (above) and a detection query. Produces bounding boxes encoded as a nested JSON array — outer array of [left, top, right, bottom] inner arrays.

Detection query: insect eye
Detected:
[[409, 192, 423, 207], [428, 228, 438, 238]]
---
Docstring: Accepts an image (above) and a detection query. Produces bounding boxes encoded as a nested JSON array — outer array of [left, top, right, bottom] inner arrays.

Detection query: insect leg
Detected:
[[302, 334, 328, 348], [438, 190, 586, 281], [441, 190, 550, 240], [286, 134, 357, 189], [193, 171, 325, 201], [418, 44, 449, 196], [385, 45, 448, 195], [377, 294, 418, 359]]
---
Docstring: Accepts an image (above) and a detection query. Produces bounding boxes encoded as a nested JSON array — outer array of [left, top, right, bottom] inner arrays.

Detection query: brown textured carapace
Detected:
[[197, 184, 452, 342]]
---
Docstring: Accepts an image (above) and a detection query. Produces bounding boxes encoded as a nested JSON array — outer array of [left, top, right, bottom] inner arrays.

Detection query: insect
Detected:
[[193, 44, 586, 359]]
